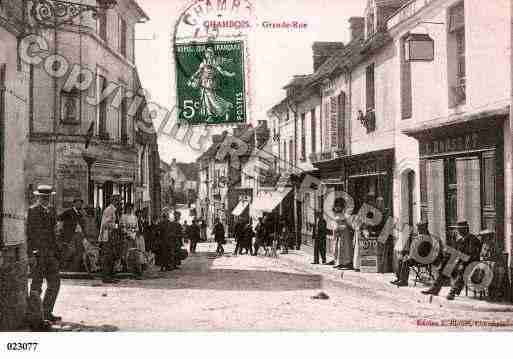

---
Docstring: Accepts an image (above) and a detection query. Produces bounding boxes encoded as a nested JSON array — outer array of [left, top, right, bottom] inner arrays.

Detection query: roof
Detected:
[[283, 75, 313, 89], [176, 162, 199, 181], [127, 0, 150, 22]]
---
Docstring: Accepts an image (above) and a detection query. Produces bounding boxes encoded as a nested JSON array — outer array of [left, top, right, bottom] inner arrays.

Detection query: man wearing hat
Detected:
[[422, 221, 481, 300], [312, 210, 327, 265], [98, 195, 122, 283], [27, 184, 61, 324]]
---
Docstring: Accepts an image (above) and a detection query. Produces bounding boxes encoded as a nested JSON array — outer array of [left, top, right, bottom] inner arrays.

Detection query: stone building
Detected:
[[167, 159, 199, 206], [0, 0, 30, 330], [24, 0, 149, 213]]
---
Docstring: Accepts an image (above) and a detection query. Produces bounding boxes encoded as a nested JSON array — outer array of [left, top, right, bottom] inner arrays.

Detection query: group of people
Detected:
[[25, 184, 197, 330], [310, 209, 366, 270], [231, 214, 298, 257], [391, 220, 482, 301]]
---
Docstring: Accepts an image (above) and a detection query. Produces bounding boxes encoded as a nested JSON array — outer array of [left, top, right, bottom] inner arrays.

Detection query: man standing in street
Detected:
[[422, 221, 482, 300], [188, 219, 201, 254], [27, 185, 61, 326], [57, 198, 85, 271], [98, 195, 122, 284], [312, 211, 327, 265]]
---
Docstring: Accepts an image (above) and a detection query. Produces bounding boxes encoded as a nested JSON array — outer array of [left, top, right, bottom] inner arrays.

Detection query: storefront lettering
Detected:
[[422, 133, 480, 156]]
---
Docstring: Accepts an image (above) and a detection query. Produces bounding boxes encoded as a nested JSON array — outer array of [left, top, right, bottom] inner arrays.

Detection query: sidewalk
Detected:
[[277, 246, 513, 313]]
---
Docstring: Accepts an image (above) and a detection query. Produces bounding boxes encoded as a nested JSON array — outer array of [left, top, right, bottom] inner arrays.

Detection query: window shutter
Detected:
[[401, 37, 412, 119], [456, 157, 481, 234], [449, 3, 465, 33], [330, 96, 338, 148], [426, 159, 446, 244], [337, 92, 346, 149]]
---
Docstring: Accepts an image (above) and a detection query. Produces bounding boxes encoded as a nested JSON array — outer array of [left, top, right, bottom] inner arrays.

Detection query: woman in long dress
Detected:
[[120, 204, 145, 276], [333, 214, 354, 269], [187, 47, 236, 121]]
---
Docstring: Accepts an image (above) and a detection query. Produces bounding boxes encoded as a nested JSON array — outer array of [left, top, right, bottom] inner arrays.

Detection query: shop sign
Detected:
[[359, 238, 378, 273], [420, 132, 483, 156]]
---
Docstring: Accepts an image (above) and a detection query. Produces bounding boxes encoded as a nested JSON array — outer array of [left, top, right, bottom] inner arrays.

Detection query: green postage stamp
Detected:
[[175, 41, 247, 125]]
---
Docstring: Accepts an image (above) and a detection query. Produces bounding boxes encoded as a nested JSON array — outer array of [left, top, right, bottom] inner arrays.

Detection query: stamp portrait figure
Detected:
[[187, 47, 235, 120]]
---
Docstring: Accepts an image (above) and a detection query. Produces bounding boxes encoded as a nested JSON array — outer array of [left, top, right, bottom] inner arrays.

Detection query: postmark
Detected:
[[175, 41, 247, 125]]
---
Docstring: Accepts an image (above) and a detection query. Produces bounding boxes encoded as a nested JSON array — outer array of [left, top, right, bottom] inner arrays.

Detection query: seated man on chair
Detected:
[[422, 221, 481, 300], [391, 221, 431, 287]]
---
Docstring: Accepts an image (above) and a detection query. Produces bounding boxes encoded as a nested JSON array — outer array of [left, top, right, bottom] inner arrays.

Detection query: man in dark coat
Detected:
[[57, 199, 85, 240], [27, 185, 61, 324], [242, 219, 254, 255], [253, 216, 266, 256], [233, 218, 244, 255], [188, 219, 201, 254], [57, 198, 85, 271], [213, 217, 225, 256], [157, 209, 177, 271], [312, 211, 327, 264], [422, 221, 482, 300]]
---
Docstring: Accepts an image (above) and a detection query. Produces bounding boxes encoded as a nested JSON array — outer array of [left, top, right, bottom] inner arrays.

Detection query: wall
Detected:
[[0, 15, 29, 330]]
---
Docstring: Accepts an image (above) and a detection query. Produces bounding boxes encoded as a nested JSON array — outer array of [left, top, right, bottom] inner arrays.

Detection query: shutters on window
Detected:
[[426, 159, 446, 244], [456, 157, 481, 234]]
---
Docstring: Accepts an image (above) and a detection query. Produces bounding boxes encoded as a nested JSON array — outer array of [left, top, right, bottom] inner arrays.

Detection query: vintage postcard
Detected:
[[1, 0, 513, 355]]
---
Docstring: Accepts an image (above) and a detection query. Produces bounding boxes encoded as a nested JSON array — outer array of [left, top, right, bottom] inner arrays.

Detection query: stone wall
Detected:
[[0, 243, 28, 331]]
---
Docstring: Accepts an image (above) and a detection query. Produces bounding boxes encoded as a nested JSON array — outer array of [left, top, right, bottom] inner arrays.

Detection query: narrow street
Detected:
[[53, 244, 513, 331]]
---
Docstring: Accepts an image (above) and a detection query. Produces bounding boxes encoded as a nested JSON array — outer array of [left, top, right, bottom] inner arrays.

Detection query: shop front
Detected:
[[404, 114, 506, 257], [251, 187, 293, 232], [345, 149, 395, 273], [404, 112, 512, 300]]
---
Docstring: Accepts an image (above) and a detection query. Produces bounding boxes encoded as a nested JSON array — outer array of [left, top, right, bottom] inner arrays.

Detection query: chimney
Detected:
[[171, 158, 176, 167], [348, 17, 365, 42], [312, 42, 344, 72]]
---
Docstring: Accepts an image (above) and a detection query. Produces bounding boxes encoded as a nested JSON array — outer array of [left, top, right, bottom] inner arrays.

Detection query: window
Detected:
[[120, 96, 128, 144], [140, 146, 146, 185], [448, 2, 466, 105], [300, 113, 306, 161], [98, 74, 108, 138], [119, 17, 127, 57], [330, 96, 338, 148], [283, 141, 287, 169], [60, 89, 79, 124], [289, 139, 294, 167], [311, 108, 316, 154], [401, 35, 412, 119], [337, 92, 346, 149], [366, 63, 375, 111], [97, 8, 107, 41]]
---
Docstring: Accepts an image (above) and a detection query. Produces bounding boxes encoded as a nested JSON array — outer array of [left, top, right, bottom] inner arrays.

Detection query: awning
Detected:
[[251, 187, 292, 214], [232, 201, 249, 216]]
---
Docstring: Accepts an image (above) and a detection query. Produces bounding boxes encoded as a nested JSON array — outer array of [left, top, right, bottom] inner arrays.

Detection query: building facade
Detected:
[[24, 0, 149, 214]]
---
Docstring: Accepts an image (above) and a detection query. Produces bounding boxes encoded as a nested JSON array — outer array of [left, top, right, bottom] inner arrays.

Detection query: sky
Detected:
[[135, 0, 366, 164]]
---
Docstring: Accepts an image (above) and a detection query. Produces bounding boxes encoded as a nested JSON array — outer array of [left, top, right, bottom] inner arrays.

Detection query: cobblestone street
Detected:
[[52, 243, 513, 331]]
